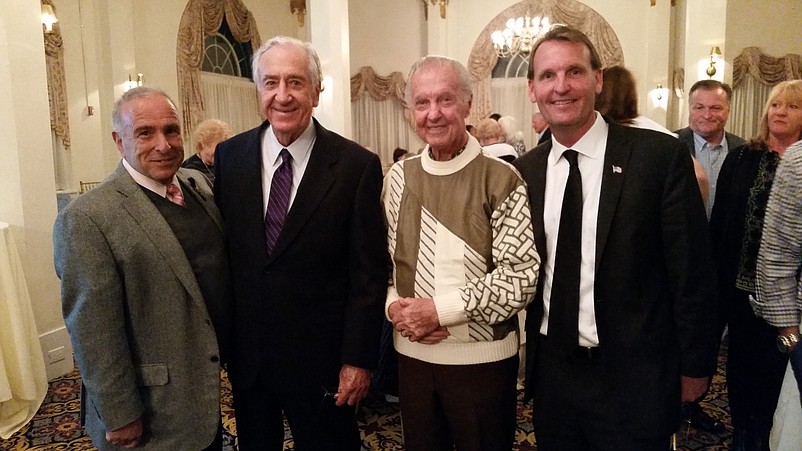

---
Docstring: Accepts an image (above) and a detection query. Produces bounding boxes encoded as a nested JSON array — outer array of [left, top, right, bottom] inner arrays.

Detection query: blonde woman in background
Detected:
[[182, 118, 233, 185], [710, 80, 802, 451]]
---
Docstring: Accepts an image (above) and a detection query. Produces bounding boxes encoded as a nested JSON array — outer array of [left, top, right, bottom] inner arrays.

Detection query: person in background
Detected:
[[466, 124, 478, 137], [475, 117, 518, 162], [392, 147, 410, 163], [711, 80, 802, 451], [498, 115, 527, 156], [385, 55, 539, 451], [754, 138, 802, 451], [531, 111, 551, 145], [676, 80, 746, 219], [53, 86, 231, 450], [182, 118, 233, 185], [674, 78, 745, 436], [214, 36, 387, 450], [514, 25, 717, 450], [594, 65, 712, 211]]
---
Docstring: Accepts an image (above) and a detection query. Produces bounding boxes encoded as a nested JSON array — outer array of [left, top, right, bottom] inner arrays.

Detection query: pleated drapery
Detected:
[[176, 0, 261, 143]]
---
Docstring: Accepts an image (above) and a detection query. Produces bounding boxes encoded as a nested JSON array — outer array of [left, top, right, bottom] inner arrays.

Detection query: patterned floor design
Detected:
[[1, 344, 731, 450]]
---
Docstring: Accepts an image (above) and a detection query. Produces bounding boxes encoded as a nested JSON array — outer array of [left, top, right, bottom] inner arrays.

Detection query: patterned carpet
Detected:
[[1, 344, 732, 450]]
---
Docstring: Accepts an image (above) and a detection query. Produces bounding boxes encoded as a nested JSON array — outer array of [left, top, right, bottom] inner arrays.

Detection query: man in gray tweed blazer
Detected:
[[53, 87, 230, 450]]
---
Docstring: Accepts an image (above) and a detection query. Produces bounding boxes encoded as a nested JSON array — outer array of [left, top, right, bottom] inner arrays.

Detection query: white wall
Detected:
[[725, 0, 802, 64], [348, 0, 426, 76], [0, 0, 68, 379]]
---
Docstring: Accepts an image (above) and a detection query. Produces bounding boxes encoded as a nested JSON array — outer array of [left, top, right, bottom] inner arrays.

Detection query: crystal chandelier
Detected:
[[491, 14, 551, 58]]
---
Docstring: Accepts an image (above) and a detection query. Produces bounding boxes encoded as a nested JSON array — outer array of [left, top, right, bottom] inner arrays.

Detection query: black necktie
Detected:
[[549, 149, 583, 352], [265, 149, 293, 254]]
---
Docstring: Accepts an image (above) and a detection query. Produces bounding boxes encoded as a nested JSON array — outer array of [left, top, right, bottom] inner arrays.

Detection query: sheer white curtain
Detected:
[[730, 75, 773, 141], [490, 78, 538, 150], [352, 95, 425, 173], [197, 72, 262, 149]]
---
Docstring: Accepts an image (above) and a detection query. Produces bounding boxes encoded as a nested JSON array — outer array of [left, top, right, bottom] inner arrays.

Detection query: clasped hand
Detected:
[[389, 297, 450, 344]]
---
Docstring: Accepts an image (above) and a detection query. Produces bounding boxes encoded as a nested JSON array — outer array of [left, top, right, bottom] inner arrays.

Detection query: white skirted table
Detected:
[[0, 222, 47, 439]]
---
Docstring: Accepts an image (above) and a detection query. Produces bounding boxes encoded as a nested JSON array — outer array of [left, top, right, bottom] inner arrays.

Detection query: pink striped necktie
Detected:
[[265, 149, 293, 253], [166, 183, 185, 207]]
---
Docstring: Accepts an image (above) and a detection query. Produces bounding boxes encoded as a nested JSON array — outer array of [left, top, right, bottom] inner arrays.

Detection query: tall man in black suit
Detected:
[[214, 36, 387, 450], [513, 26, 718, 449]]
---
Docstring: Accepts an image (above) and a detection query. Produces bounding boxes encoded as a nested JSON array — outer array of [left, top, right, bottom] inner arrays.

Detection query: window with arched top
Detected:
[[176, 0, 262, 147], [467, 0, 624, 149], [203, 34, 240, 76], [201, 19, 253, 79], [491, 53, 530, 79]]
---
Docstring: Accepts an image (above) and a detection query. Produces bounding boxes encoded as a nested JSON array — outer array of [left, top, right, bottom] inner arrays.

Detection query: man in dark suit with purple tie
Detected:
[[214, 36, 387, 450]]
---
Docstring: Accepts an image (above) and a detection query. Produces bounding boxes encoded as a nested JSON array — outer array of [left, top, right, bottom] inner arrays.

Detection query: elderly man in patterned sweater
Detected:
[[383, 55, 540, 451]]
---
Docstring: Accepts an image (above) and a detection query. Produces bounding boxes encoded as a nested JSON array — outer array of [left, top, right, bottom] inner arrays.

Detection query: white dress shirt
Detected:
[[540, 112, 608, 347], [261, 120, 316, 216], [122, 158, 183, 199]]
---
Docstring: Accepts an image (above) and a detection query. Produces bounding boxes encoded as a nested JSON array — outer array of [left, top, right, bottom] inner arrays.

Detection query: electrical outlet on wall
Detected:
[[48, 346, 66, 364]]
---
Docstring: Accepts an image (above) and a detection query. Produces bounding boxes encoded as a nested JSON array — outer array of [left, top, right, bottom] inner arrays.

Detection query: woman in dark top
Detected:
[[182, 118, 232, 185], [710, 80, 802, 451]]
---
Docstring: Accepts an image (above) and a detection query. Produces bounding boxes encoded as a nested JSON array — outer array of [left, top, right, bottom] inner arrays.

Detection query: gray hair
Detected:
[[112, 86, 177, 135], [405, 55, 473, 106], [251, 36, 323, 89]]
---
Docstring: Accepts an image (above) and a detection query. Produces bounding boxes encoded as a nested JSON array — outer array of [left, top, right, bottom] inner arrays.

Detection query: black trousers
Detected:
[[232, 365, 361, 451], [726, 291, 788, 440], [532, 335, 671, 451]]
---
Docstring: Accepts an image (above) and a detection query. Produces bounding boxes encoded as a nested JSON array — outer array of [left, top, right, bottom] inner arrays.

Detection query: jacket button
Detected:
[[210, 355, 219, 363]]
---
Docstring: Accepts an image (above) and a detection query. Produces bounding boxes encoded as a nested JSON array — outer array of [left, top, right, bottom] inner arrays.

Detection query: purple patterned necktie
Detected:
[[265, 148, 293, 253]]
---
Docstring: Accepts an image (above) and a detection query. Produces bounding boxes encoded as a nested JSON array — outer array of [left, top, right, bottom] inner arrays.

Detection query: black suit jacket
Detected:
[[675, 127, 746, 157], [513, 120, 718, 437], [214, 119, 388, 392]]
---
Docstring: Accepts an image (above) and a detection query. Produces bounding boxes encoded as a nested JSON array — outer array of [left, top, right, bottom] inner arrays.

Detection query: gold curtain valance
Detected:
[[732, 47, 802, 88], [42, 0, 70, 148], [350, 66, 406, 103], [350, 66, 414, 124], [176, 0, 261, 141], [467, 0, 624, 123]]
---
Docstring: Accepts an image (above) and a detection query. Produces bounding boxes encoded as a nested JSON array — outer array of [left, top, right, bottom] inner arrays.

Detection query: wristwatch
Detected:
[[777, 333, 801, 353]]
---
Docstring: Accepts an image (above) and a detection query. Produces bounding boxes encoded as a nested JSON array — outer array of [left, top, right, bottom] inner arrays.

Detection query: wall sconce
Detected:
[[124, 73, 144, 92], [656, 83, 663, 100], [41, 4, 58, 33], [706, 46, 722, 78]]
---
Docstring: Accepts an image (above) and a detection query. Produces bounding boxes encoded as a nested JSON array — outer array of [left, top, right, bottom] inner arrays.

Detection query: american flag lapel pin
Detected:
[[612, 165, 623, 174]]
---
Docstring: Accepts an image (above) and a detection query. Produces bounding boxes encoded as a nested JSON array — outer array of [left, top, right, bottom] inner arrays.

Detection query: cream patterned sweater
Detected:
[[382, 137, 540, 365]]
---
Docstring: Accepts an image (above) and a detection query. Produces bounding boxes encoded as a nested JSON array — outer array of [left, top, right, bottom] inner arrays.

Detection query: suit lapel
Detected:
[[177, 169, 223, 232], [236, 124, 270, 267], [112, 165, 204, 303], [595, 122, 633, 271], [529, 145, 550, 265], [268, 120, 337, 261]]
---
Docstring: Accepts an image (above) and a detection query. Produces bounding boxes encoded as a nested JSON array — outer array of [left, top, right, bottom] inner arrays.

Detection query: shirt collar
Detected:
[[693, 131, 726, 150], [122, 158, 179, 197], [266, 120, 316, 166], [549, 112, 608, 166]]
